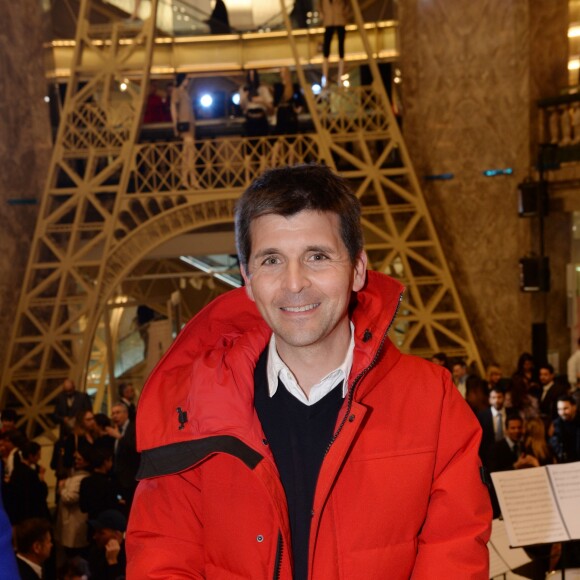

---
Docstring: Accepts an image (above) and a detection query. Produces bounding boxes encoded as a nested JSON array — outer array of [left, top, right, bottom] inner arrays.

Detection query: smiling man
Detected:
[[127, 164, 491, 579]]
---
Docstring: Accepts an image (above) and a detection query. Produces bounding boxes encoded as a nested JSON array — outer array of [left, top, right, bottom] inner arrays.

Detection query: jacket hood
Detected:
[[136, 270, 404, 454]]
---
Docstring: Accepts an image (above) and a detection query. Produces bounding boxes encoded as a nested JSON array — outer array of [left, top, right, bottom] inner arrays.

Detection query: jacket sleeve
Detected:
[[126, 469, 205, 578], [412, 374, 492, 579]]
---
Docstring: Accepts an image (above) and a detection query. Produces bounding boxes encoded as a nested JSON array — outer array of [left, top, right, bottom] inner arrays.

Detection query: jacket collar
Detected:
[[136, 271, 404, 453]]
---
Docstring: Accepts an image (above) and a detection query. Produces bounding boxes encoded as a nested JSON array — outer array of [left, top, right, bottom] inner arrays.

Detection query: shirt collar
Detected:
[[17, 554, 42, 578], [266, 322, 355, 406]]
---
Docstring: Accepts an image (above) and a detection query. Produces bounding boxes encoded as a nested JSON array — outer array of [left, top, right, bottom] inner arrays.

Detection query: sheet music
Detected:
[[489, 542, 509, 578], [490, 519, 531, 570], [491, 469, 569, 546], [547, 462, 580, 539]]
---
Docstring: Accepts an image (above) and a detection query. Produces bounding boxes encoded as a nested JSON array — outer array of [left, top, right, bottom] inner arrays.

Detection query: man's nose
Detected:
[[282, 261, 311, 293]]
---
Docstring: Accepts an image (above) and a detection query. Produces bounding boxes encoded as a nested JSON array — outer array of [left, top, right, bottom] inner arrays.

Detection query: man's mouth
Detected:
[[281, 303, 319, 313]]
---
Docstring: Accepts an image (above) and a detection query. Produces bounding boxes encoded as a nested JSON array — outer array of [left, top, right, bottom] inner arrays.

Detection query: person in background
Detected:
[[118, 382, 137, 421], [550, 395, 580, 463], [53, 379, 92, 437], [240, 69, 274, 138], [319, 0, 350, 87], [87, 510, 127, 580], [207, 0, 230, 34], [13, 518, 53, 580], [0, 409, 18, 434], [517, 417, 554, 467], [430, 351, 449, 369]]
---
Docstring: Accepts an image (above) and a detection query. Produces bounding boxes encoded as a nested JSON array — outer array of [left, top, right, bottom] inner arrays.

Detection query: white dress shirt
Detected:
[[266, 323, 355, 406], [568, 349, 580, 388]]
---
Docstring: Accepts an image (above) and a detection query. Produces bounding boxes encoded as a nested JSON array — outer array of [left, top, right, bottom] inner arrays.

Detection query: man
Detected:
[[451, 358, 468, 398], [488, 415, 524, 473], [477, 386, 506, 466], [88, 509, 127, 580], [127, 165, 491, 578], [0, 408, 18, 433], [13, 518, 53, 580], [549, 395, 580, 463], [107, 402, 139, 510], [5, 441, 50, 524], [538, 364, 568, 421], [118, 382, 137, 421], [53, 378, 92, 435]]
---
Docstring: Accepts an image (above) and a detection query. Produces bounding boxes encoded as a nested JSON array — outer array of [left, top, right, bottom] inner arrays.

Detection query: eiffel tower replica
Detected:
[[1, 0, 482, 438]]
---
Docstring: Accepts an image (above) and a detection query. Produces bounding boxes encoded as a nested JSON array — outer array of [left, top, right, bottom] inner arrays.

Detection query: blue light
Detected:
[[483, 168, 513, 177], [312, 83, 322, 95], [232, 92, 240, 106], [200, 94, 213, 108]]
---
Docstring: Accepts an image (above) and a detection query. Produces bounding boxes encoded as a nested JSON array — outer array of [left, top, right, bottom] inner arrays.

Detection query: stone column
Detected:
[[0, 1, 52, 376], [399, 0, 569, 372]]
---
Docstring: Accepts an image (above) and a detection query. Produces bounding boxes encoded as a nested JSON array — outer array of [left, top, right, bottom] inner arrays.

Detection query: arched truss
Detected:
[[1, 0, 482, 438]]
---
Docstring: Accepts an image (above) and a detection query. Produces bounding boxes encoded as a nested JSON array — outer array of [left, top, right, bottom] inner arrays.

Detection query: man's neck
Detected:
[[276, 324, 352, 395]]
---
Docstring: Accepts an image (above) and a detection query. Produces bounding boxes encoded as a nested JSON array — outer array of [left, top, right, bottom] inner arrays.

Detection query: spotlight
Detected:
[[200, 94, 213, 108], [312, 83, 322, 95], [231, 92, 241, 106], [43, 96, 50, 103], [119, 82, 128, 92]]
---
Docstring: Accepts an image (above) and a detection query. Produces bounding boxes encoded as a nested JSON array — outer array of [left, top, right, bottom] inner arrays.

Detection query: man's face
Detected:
[[557, 401, 577, 422], [489, 391, 505, 411], [83, 412, 96, 432], [111, 405, 128, 426], [242, 211, 367, 360], [63, 379, 75, 393], [122, 385, 135, 402], [35, 532, 53, 563], [489, 370, 502, 386], [452, 364, 466, 381], [539, 368, 554, 386], [506, 419, 523, 443], [93, 527, 119, 548]]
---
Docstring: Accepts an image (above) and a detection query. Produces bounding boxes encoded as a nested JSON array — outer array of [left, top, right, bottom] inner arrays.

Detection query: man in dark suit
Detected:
[[550, 395, 580, 463], [13, 518, 53, 579], [118, 382, 137, 422], [488, 415, 525, 518], [489, 415, 524, 473], [538, 364, 569, 422], [107, 402, 140, 511], [53, 378, 92, 435], [476, 386, 506, 468]]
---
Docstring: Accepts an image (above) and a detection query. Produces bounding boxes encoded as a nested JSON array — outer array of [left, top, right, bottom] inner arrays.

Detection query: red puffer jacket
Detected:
[[127, 271, 491, 579]]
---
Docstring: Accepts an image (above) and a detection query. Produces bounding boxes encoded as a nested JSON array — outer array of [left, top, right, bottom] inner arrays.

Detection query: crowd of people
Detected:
[[432, 345, 580, 576], [1, 380, 139, 579]]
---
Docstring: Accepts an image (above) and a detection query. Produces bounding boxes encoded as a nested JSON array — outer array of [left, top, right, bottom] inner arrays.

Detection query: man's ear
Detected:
[[240, 264, 255, 302], [352, 250, 368, 293]]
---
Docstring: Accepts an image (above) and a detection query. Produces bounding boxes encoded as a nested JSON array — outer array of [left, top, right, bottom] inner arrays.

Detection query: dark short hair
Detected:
[[489, 385, 505, 395], [234, 164, 364, 271], [451, 358, 466, 369], [505, 415, 523, 429], [86, 446, 113, 470], [13, 518, 51, 554], [94, 413, 111, 429], [557, 395, 576, 406], [539, 363, 554, 374], [20, 441, 41, 460]]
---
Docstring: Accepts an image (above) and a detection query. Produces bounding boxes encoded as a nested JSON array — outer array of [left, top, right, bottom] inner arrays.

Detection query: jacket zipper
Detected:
[[273, 530, 283, 580], [324, 291, 404, 457]]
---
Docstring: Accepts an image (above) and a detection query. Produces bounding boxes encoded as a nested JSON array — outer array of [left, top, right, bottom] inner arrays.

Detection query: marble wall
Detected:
[[0, 1, 52, 377], [399, 0, 570, 372]]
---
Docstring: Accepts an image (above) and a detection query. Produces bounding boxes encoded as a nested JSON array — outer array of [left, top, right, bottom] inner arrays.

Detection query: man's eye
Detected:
[[310, 253, 328, 261], [262, 257, 279, 265]]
